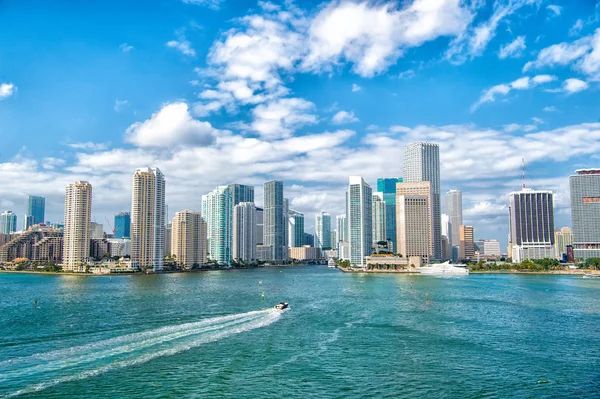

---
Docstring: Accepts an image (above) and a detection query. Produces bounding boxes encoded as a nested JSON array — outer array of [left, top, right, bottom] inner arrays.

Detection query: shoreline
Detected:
[[338, 267, 600, 275]]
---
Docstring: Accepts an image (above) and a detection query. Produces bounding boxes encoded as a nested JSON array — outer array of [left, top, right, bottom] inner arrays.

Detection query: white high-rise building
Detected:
[[233, 202, 257, 262], [336, 214, 347, 246], [509, 188, 555, 262], [445, 189, 462, 251], [63, 181, 92, 271], [264, 180, 286, 261], [404, 142, 442, 259], [171, 210, 207, 269], [203, 186, 232, 266], [372, 193, 386, 245], [347, 176, 372, 267], [288, 210, 305, 248], [131, 167, 166, 272], [0, 211, 17, 234], [315, 211, 332, 249]]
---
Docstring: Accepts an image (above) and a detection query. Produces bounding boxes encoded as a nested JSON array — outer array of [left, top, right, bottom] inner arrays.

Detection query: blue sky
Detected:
[[1, 0, 600, 247]]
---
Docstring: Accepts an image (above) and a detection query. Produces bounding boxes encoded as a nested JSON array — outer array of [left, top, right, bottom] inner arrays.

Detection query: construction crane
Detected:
[[105, 217, 115, 235]]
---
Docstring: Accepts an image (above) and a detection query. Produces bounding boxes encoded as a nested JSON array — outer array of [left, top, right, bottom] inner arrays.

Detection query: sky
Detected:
[[1, 0, 600, 248]]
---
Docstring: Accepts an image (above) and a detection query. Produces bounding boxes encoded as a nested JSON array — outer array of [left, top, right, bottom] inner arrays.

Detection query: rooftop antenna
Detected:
[[522, 158, 526, 189]]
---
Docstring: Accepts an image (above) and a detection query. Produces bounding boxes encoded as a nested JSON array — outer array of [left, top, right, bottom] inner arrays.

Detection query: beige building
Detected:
[[459, 225, 475, 260], [63, 181, 92, 271], [131, 167, 166, 272], [554, 227, 573, 259], [289, 245, 321, 261], [396, 181, 433, 261], [171, 210, 207, 269], [397, 195, 431, 264]]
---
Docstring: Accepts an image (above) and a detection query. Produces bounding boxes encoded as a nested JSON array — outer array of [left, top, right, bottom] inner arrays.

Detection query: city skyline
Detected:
[[2, 1, 600, 247]]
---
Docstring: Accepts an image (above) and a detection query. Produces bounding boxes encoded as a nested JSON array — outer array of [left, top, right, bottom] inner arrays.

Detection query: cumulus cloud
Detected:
[[0, 83, 16, 99], [331, 111, 359, 125], [563, 78, 589, 93], [125, 102, 218, 148], [546, 5, 561, 17], [498, 36, 526, 59], [543, 105, 559, 112], [167, 32, 196, 57], [569, 19, 584, 36], [251, 98, 317, 139], [68, 142, 110, 151], [471, 74, 557, 111]]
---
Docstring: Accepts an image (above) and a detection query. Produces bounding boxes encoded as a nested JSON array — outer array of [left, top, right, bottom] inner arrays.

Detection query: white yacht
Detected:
[[327, 258, 336, 268], [416, 261, 470, 275]]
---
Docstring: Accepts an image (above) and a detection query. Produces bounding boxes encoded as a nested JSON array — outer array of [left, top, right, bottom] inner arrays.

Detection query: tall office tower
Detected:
[[554, 227, 573, 259], [63, 181, 92, 271], [256, 207, 264, 245], [396, 181, 434, 259], [372, 193, 386, 245], [404, 142, 442, 259], [315, 211, 332, 249], [227, 184, 254, 206], [204, 186, 233, 266], [445, 190, 462, 251], [441, 213, 451, 258], [171, 210, 207, 269], [89, 222, 104, 239], [570, 169, 600, 260], [377, 178, 403, 251], [459, 225, 475, 260], [441, 235, 450, 260], [288, 210, 305, 247], [131, 167, 166, 272], [165, 220, 172, 257], [397, 195, 430, 263], [336, 214, 347, 244], [27, 195, 45, 225], [509, 188, 555, 262], [114, 212, 131, 238], [233, 202, 257, 262], [0, 211, 17, 234], [23, 214, 34, 231], [304, 233, 314, 247], [347, 176, 372, 267], [330, 231, 337, 249], [283, 198, 289, 253], [264, 180, 286, 261]]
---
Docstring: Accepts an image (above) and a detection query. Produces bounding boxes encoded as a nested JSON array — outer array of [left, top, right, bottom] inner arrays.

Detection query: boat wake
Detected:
[[0, 309, 282, 398]]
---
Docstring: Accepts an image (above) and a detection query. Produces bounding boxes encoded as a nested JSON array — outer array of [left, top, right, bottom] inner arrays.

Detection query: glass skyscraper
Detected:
[[27, 195, 45, 225], [202, 186, 233, 266], [348, 176, 372, 267], [376, 177, 402, 252], [114, 212, 131, 238], [315, 211, 332, 249], [227, 184, 255, 206], [0, 211, 17, 234], [263, 180, 286, 261]]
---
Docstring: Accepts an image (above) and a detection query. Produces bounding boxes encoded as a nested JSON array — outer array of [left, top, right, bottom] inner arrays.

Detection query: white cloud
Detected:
[[119, 43, 133, 53], [0, 83, 16, 99], [114, 99, 129, 112], [167, 32, 196, 57], [125, 102, 219, 148], [532, 117, 544, 124], [351, 83, 362, 92], [68, 142, 110, 151], [569, 19, 584, 36], [41, 157, 66, 170], [398, 69, 416, 79], [331, 111, 359, 125], [182, 0, 222, 10], [304, 0, 473, 77], [251, 98, 317, 139], [471, 74, 557, 111], [546, 5, 562, 17], [543, 105, 559, 112], [498, 36, 526, 59], [563, 78, 589, 93]]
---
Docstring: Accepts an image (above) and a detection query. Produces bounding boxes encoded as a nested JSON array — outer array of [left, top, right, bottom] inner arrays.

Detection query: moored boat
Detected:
[[416, 261, 469, 275]]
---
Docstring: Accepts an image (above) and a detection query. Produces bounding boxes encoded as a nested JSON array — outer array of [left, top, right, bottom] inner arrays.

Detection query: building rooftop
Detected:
[[575, 169, 600, 175]]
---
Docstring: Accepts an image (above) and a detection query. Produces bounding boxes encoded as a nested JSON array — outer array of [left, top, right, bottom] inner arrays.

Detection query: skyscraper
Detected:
[[396, 195, 430, 263], [404, 142, 442, 259], [336, 214, 347, 246], [227, 184, 254, 206], [263, 180, 286, 261], [304, 232, 314, 247], [283, 198, 289, 253], [288, 210, 304, 247], [63, 181, 92, 271], [445, 189, 462, 251], [396, 181, 434, 259], [23, 214, 34, 231], [131, 167, 166, 272], [27, 195, 45, 225], [114, 212, 131, 239], [372, 193, 386, 245], [203, 186, 233, 266], [171, 210, 207, 269], [459, 225, 475, 260], [347, 176, 372, 267], [256, 207, 264, 245], [509, 188, 555, 262], [233, 202, 257, 262], [570, 169, 600, 260], [0, 211, 17, 234], [554, 227, 573, 259], [315, 211, 332, 249], [89, 222, 104, 239], [441, 213, 451, 260], [376, 178, 403, 251]]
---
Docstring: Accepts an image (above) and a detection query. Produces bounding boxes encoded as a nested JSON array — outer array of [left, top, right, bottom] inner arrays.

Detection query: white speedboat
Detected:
[[583, 273, 600, 279], [274, 302, 289, 310], [416, 261, 470, 275], [328, 258, 336, 268]]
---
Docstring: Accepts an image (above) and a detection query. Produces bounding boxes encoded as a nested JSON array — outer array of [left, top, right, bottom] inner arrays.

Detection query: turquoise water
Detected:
[[1, 267, 599, 398]]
